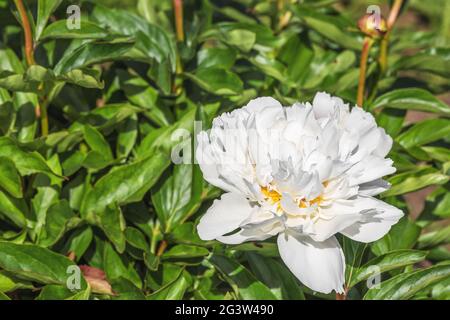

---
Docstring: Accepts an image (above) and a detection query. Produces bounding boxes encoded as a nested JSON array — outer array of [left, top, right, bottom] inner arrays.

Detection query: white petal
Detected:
[[244, 97, 282, 113], [218, 225, 278, 244], [197, 193, 254, 240], [312, 194, 403, 242], [373, 128, 393, 158], [348, 155, 396, 186], [277, 233, 345, 294], [311, 214, 361, 242], [310, 197, 369, 242], [312, 92, 336, 119], [340, 197, 404, 242], [358, 179, 391, 196]]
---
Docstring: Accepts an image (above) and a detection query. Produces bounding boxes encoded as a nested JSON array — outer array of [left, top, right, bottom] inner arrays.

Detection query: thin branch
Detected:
[[14, 0, 35, 66], [357, 37, 374, 108], [173, 0, 184, 42], [379, 0, 404, 74]]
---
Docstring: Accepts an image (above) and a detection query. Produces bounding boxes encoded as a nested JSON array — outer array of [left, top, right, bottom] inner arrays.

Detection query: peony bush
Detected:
[[0, 0, 449, 300]]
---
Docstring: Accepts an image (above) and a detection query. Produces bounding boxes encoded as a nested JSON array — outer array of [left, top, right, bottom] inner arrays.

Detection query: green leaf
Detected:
[[431, 276, 450, 300], [103, 242, 142, 289], [364, 263, 450, 300], [62, 226, 93, 262], [246, 253, 305, 300], [38, 200, 75, 247], [233, 242, 279, 257], [278, 34, 314, 84], [60, 68, 104, 89], [0, 292, 9, 300], [433, 191, 450, 218], [372, 217, 422, 256], [343, 238, 367, 287], [186, 68, 243, 96], [162, 245, 209, 260], [349, 250, 428, 288], [41, 20, 108, 40], [35, 0, 63, 41], [117, 70, 170, 126], [170, 222, 205, 246], [36, 284, 90, 300], [0, 271, 33, 292], [125, 227, 148, 252], [0, 46, 24, 73], [82, 152, 169, 215], [197, 47, 237, 69], [0, 157, 22, 198], [116, 114, 138, 158], [97, 204, 126, 254], [394, 48, 450, 78], [0, 190, 27, 227], [383, 171, 448, 197], [371, 88, 450, 116], [0, 137, 60, 178], [0, 242, 85, 286], [136, 107, 197, 158], [14, 92, 38, 142], [0, 68, 53, 94], [207, 22, 278, 51], [83, 124, 113, 161], [111, 277, 146, 300], [397, 119, 450, 149], [418, 225, 450, 249], [147, 269, 191, 300], [54, 42, 134, 74], [152, 164, 202, 233], [210, 254, 278, 300], [222, 29, 256, 52], [422, 146, 450, 163], [292, 6, 361, 51], [377, 108, 406, 137], [92, 6, 176, 71], [249, 54, 287, 83]]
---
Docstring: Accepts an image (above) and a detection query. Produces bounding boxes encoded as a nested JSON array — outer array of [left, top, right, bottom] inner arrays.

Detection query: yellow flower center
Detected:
[[260, 184, 326, 209], [261, 186, 282, 204]]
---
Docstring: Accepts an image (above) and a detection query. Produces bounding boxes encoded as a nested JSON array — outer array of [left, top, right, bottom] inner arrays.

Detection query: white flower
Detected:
[[195, 93, 403, 294]]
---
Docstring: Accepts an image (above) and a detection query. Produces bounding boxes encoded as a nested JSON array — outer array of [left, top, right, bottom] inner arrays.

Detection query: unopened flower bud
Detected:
[[358, 14, 387, 38]]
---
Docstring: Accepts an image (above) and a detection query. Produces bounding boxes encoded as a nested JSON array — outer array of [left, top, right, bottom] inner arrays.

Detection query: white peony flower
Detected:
[[195, 92, 403, 294]]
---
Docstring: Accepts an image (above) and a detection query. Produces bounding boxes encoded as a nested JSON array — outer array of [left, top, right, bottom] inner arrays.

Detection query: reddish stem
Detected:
[[14, 0, 35, 66], [357, 37, 374, 108], [173, 0, 184, 42]]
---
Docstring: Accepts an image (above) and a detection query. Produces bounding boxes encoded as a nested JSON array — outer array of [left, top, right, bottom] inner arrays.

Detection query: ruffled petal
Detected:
[[340, 197, 404, 242]]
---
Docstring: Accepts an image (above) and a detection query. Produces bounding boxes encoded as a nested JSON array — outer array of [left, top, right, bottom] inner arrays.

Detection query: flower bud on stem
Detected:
[[356, 11, 387, 108]]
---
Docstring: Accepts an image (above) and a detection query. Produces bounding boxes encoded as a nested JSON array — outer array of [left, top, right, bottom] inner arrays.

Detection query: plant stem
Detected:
[[367, 0, 403, 104], [13, 0, 35, 66], [379, 0, 403, 74], [39, 97, 49, 136], [336, 292, 347, 300], [357, 37, 374, 108], [173, 0, 184, 42], [14, 0, 49, 136], [156, 240, 168, 257], [387, 0, 403, 30]]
